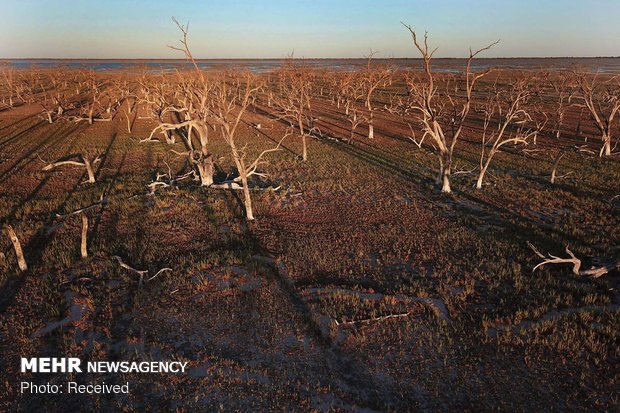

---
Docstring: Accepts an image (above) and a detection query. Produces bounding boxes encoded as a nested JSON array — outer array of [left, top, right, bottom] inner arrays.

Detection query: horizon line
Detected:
[[2, 56, 620, 61]]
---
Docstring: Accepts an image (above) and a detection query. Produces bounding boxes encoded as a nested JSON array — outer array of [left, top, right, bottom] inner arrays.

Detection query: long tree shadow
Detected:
[[93, 132, 118, 182], [0, 121, 87, 186], [90, 140, 128, 249], [315, 113, 605, 264], [0, 112, 42, 134], [202, 185, 398, 409], [0, 167, 87, 313], [447, 186, 601, 257], [0, 118, 48, 150], [321, 135, 430, 187]]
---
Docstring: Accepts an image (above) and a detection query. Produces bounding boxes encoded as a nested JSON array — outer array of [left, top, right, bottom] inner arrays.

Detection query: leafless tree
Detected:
[[549, 72, 576, 140], [576, 73, 620, 156], [402, 22, 499, 193], [273, 61, 314, 161], [161, 18, 286, 220], [476, 78, 533, 189], [346, 106, 363, 145], [143, 19, 218, 186], [210, 72, 287, 220], [360, 50, 392, 140]]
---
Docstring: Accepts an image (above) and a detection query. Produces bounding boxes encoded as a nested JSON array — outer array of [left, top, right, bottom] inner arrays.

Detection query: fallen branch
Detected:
[[334, 311, 413, 326], [528, 242, 620, 278], [42, 153, 102, 184], [112, 256, 171, 287]]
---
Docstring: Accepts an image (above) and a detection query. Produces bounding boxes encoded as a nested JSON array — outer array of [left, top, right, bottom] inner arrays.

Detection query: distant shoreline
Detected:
[[3, 57, 619, 74], [2, 57, 620, 61]]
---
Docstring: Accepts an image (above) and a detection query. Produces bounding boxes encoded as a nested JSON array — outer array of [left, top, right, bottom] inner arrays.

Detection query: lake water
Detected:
[[3, 58, 620, 73]]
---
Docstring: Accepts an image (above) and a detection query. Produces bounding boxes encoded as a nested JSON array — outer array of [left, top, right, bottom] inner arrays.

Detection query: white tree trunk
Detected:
[[196, 155, 214, 186], [476, 155, 494, 189], [601, 135, 611, 156], [301, 134, 308, 161], [80, 214, 88, 259], [441, 156, 452, 193], [242, 179, 254, 221], [441, 168, 451, 193], [84, 159, 96, 183], [475, 169, 485, 189], [5, 225, 27, 272]]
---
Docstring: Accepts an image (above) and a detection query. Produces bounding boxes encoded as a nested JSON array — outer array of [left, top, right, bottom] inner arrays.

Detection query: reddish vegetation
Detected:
[[0, 46, 618, 412]]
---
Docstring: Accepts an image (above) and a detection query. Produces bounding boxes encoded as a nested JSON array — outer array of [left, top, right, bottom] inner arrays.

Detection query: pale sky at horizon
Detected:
[[0, 0, 618, 59]]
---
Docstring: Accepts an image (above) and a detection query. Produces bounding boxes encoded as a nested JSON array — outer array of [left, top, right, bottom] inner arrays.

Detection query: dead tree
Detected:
[[550, 151, 566, 184], [81, 74, 100, 125], [42, 153, 101, 184], [476, 79, 532, 189], [4, 224, 27, 272], [403, 22, 499, 193], [273, 63, 313, 161], [123, 105, 133, 133], [148, 118, 215, 186], [164, 18, 285, 220], [80, 214, 88, 258], [342, 72, 364, 118], [360, 50, 392, 140], [549, 73, 575, 139], [55, 195, 107, 258], [0, 66, 17, 109], [577, 73, 620, 157], [346, 107, 363, 145], [529, 242, 620, 278], [211, 73, 286, 220], [143, 20, 217, 186]]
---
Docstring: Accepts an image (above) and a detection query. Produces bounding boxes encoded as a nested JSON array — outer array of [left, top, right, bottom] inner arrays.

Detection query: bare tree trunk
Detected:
[[242, 176, 254, 220], [550, 152, 565, 184], [301, 134, 308, 161], [196, 154, 214, 186], [601, 134, 611, 157], [441, 155, 452, 193], [80, 214, 88, 258], [441, 166, 451, 193], [475, 167, 487, 189], [163, 129, 175, 144], [4, 224, 27, 272], [436, 155, 444, 185], [84, 158, 96, 183], [124, 110, 132, 133], [476, 152, 495, 189], [368, 121, 374, 140]]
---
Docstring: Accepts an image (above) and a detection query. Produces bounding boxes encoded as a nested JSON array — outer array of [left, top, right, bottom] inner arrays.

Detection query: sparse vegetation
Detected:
[[0, 22, 618, 412]]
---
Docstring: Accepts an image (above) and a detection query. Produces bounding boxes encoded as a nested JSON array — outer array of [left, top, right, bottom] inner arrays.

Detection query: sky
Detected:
[[0, 0, 618, 59]]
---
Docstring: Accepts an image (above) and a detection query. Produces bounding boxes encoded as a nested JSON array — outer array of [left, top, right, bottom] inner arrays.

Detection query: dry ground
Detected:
[[0, 70, 618, 412]]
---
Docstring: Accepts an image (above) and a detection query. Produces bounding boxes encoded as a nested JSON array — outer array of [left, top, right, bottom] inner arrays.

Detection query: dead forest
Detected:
[[0, 24, 618, 412]]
